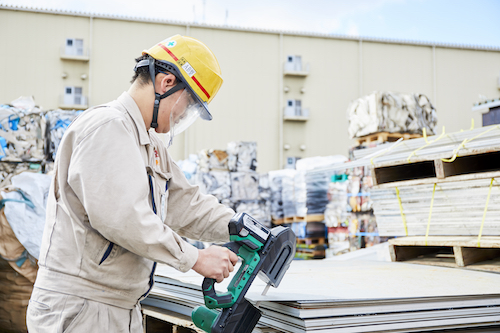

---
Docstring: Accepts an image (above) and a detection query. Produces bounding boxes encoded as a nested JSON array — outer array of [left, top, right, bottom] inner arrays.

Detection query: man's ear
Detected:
[[159, 73, 177, 93]]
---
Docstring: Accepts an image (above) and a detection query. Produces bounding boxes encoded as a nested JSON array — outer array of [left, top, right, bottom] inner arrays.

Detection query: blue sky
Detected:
[[2, 0, 500, 47]]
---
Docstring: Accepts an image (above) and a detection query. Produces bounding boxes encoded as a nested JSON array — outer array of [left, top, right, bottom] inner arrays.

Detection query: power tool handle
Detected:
[[201, 241, 242, 307]]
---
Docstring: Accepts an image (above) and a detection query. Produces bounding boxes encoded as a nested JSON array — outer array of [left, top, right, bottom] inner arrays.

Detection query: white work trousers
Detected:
[[27, 287, 143, 333]]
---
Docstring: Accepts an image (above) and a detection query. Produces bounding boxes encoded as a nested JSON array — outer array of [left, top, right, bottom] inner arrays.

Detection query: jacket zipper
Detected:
[[140, 174, 159, 300]]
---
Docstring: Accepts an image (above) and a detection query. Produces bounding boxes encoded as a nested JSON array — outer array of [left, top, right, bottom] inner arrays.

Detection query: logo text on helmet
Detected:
[[166, 41, 177, 47], [178, 57, 196, 77]]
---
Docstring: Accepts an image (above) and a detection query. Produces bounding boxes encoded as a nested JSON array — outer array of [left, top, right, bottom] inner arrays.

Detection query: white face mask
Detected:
[[165, 89, 203, 147]]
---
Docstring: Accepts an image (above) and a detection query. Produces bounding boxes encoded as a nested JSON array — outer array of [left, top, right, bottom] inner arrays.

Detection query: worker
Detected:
[[26, 35, 238, 332]]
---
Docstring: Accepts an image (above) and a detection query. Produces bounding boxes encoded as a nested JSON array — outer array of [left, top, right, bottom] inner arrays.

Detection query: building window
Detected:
[[65, 38, 84, 56], [64, 86, 85, 105]]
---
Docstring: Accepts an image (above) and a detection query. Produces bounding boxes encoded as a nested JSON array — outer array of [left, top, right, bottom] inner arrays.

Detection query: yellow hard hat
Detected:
[[142, 35, 223, 122]]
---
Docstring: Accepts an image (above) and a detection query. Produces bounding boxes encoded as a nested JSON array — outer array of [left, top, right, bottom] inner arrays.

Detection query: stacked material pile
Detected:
[[180, 142, 272, 226], [281, 170, 297, 219], [373, 177, 500, 236], [227, 141, 257, 172], [296, 156, 348, 217], [0, 172, 51, 332], [0, 97, 80, 186], [347, 91, 437, 139], [0, 97, 45, 162], [45, 109, 81, 162], [268, 170, 288, 221], [314, 124, 500, 238], [145, 260, 500, 332]]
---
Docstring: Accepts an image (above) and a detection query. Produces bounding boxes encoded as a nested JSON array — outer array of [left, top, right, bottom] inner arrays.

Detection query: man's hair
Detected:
[[130, 54, 179, 87], [130, 54, 151, 86]]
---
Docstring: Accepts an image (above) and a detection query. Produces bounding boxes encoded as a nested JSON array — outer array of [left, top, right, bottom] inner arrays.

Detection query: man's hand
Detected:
[[192, 245, 238, 283]]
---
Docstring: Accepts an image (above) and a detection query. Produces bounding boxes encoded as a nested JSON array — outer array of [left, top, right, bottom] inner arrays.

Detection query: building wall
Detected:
[[1, 7, 500, 172]]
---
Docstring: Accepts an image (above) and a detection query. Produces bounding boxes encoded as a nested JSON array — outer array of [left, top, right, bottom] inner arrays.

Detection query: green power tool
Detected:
[[191, 212, 296, 333]]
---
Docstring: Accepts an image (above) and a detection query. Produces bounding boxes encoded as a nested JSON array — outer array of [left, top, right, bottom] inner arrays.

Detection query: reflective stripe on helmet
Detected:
[[157, 43, 211, 100]]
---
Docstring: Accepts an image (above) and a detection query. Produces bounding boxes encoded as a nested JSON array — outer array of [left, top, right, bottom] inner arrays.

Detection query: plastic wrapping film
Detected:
[[347, 91, 437, 139], [2, 173, 51, 260]]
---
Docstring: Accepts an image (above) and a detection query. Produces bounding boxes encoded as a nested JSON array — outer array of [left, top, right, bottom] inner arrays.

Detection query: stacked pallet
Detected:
[[309, 124, 500, 269], [144, 261, 500, 332]]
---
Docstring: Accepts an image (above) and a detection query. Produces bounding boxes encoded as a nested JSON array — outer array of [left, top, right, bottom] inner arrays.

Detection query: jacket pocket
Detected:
[[62, 298, 89, 333], [99, 242, 114, 265]]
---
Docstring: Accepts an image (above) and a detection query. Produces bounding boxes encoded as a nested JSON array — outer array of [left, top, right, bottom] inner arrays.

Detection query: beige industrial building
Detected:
[[1, 5, 500, 172]]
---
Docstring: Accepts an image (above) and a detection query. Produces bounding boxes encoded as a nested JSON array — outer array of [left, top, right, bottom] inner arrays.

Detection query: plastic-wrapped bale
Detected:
[[347, 91, 437, 139], [177, 154, 199, 183], [268, 170, 286, 221], [230, 172, 259, 201], [195, 171, 231, 202], [290, 221, 325, 239], [296, 156, 349, 217], [209, 150, 228, 170], [281, 170, 296, 218], [234, 200, 271, 227], [304, 172, 329, 215], [294, 171, 307, 217], [227, 141, 257, 172], [258, 173, 271, 201], [0, 96, 45, 162], [45, 109, 81, 162], [324, 180, 349, 228]]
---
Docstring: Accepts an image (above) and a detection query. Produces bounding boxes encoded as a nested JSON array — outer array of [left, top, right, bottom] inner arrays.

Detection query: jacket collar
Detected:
[[117, 91, 151, 146]]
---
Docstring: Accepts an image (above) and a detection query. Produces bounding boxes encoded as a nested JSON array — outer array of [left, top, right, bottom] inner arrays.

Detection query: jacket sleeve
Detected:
[[67, 116, 198, 272], [161, 146, 235, 243]]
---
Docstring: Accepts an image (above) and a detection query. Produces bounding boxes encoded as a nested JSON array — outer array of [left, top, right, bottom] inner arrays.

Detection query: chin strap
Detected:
[[135, 57, 185, 129]]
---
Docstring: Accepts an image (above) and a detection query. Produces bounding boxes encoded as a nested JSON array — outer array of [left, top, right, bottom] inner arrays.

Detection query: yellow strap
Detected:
[[422, 127, 429, 143], [407, 126, 446, 163], [395, 187, 408, 236], [425, 183, 437, 246], [442, 125, 500, 163], [441, 139, 467, 163], [477, 178, 495, 247], [370, 138, 405, 165]]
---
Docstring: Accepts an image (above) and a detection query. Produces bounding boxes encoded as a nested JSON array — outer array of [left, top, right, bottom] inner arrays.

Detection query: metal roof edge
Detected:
[[2, 4, 500, 52]]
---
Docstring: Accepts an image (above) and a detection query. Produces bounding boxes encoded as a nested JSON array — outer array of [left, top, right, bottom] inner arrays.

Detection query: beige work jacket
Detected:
[[34, 92, 234, 309]]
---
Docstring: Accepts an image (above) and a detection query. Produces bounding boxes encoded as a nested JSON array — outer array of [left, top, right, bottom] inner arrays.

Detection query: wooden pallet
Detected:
[[295, 247, 326, 260], [142, 305, 203, 333], [296, 237, 326, 246], [355, 132, 422, 146], [372, 148, 500, 187], [281, 214, 325, 224], [389, 236, 500, 273], [271, 218, 284, 225]]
